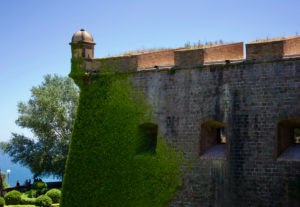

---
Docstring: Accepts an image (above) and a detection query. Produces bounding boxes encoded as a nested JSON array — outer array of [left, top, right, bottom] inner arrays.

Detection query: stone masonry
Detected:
[[70, 31, 300, 207]]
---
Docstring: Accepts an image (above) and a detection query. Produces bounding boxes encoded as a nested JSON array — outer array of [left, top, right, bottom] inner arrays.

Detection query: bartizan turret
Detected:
[[70, 29, 95, 59]]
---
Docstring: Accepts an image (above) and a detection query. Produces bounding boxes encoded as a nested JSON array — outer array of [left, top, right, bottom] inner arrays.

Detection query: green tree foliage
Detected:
[[1, 74, 79, 178], [61, 58, 184, 207], [0, 170, 8, 188], [31, 181, 48, 196]]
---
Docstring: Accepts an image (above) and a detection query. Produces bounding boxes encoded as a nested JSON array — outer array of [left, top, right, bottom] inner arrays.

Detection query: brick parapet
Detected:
[[246, 36, 300, 60], [88, 42, 245, 71], [203, 42, 244, 62], [91, 55, 138, 72], [137, 49, 177, 68], [85, 37, 300, 72], [174, 47, 204, 66]]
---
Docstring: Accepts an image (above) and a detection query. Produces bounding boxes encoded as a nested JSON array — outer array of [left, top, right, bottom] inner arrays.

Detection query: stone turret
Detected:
[[70, 29, 95, 59]]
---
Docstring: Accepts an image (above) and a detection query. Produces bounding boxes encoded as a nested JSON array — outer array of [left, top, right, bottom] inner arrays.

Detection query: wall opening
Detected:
[[277, 120, 300, 161], [199, 121, 226, 160], [294, 128, 300, 143], [138, 123, 158, 154]]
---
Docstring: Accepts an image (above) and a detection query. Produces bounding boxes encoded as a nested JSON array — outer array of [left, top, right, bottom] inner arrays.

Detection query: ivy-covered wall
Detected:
[[60, 58, 184, 207], [65, 31, 300, 206]]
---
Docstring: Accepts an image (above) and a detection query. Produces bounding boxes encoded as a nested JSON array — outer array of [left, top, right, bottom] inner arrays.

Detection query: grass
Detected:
[[249, 35, 300, 43], [108, 39, 226, 57], [121, 48, 174, 56], [183, 40, 225, 49]]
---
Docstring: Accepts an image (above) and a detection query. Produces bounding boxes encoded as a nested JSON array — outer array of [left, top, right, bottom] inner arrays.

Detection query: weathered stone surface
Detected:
[[70, 30, 300, 206], [129, 59, 300, 207]]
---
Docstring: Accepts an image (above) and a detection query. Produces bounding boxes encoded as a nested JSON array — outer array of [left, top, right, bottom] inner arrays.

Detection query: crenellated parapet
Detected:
[[174, 42, 244, 66], [246, 35, 300, 60], [84, 48, 178, 72], [70, 30, 300, 73]]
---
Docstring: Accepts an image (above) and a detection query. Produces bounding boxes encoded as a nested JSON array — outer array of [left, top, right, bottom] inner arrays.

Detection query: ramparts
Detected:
[[84, 35, 300, 72], [246, 35, 300, 60], [70, 32, 300, 207], [174, 42, 244, 66]]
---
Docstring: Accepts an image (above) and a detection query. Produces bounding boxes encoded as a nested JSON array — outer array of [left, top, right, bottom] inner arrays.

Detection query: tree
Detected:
[[1, 74, 79, 179], [0, 171, 8, 188]]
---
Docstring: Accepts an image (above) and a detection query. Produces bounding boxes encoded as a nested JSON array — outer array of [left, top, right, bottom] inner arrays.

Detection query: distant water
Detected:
[[0, 150, 60, 187]]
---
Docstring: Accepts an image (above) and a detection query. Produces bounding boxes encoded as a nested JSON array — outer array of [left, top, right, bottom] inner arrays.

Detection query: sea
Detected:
[[0, 149, 60, 187]]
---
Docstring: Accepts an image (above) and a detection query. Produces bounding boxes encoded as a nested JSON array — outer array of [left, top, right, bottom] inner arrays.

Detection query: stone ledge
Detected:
[[199, 144, 227, 160], [277, 144, 300, 162]]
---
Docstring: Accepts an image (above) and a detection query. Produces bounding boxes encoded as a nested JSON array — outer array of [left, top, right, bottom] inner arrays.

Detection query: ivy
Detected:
[[61, 58, 184, 207]]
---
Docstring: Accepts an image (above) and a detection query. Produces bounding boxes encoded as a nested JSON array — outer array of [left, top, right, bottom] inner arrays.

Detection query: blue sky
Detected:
[[1, 0, 300, 142]]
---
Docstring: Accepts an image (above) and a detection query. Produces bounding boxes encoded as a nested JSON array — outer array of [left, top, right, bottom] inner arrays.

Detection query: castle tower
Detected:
[[70, 29, 95, 59]]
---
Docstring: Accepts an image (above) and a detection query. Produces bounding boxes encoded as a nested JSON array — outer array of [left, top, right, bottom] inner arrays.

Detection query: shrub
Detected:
[[46, 188, 61, 203], [31, 181, 48, 190], [0, 197, 4, 207], [36, 195, 52, 207], [25, 189, 37, 198], [21, 193, 37, 205], [31, 181, 48, 196], [4, 190, 21, 205]]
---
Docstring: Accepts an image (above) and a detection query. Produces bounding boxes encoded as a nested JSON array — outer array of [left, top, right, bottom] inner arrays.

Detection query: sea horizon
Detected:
[[0, 149, 60, 187]]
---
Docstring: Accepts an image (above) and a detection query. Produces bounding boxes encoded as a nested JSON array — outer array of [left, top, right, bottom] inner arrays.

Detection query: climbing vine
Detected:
[[61, 57, 184, 207]]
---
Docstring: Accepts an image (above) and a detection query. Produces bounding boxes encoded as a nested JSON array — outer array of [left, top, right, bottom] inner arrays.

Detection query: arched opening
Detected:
[[199, 121, 226, 159], [137, 123, 158, 154], [277, 120, 300, 161]]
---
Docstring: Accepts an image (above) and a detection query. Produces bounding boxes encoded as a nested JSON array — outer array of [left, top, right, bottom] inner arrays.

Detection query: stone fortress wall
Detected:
[[71, 31, 300, 207]]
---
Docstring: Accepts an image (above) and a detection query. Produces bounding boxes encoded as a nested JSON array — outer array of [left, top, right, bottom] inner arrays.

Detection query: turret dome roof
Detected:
[[71, 29, 95, 44]]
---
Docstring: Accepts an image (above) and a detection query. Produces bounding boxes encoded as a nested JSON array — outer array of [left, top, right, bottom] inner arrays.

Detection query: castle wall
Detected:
[[129, 59, 300, 207], [75, 33, 300, 206]]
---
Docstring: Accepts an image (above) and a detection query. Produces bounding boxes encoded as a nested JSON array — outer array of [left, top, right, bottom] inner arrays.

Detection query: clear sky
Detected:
[[1, 0, 300, 142]]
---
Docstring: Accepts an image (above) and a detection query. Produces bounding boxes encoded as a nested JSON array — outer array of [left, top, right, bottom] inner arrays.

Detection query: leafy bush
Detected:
[[31, 181, 48, 196], [4, 190, 21, 205], [0, 197, 4, 207], [25, 189, 38, 198], [21, 193, 37, 204], [21, 193, 37, 205], [46, 188, 61, 203], [36, 195, 52, 207]]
